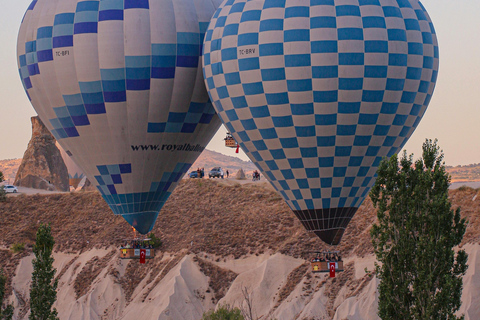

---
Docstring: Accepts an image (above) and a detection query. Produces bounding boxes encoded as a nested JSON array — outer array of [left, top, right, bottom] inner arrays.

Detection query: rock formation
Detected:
[[14, 116, 69, 191], [236, 168, 246, 180]]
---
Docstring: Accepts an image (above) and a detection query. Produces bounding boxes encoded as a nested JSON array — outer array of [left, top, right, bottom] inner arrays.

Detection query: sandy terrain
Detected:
[[6, 247, 480, 320]]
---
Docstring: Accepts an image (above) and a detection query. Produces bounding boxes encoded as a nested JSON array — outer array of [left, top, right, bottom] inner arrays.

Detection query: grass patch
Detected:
[[458, 185, 474, 192], [11, 242, 25, 253]]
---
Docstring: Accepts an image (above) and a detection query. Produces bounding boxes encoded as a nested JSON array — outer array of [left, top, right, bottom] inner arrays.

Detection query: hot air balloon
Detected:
[[56, 141, 85, 189], [203, 0, 438, 245], [17, 0, 222, 234]]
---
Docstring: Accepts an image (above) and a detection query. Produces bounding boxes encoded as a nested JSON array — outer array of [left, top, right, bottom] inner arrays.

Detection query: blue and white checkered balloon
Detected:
[[17, 0, 223, 234], [203, 0, 438, 245]]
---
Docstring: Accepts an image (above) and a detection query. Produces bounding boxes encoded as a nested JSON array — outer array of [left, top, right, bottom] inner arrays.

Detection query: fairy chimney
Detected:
[[14, 116, 69, 191]]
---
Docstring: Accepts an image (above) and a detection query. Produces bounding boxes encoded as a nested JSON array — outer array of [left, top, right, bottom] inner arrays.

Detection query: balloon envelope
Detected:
[[18, 0, 222, 233], [203, 0, 438, 244], [56, 141, 85, 189]]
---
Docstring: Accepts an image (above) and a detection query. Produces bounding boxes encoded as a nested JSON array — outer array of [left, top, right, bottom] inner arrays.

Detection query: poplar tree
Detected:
[[0, 270, 14, 320], [370, 139, 468, 320], [29, 224, 58, 320]]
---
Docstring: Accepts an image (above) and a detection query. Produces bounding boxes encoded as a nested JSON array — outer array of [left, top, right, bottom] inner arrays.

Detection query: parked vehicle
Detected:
[[189, 171, 199, 178], [209, 167, 224, 179], [2, 185, 18, 193]]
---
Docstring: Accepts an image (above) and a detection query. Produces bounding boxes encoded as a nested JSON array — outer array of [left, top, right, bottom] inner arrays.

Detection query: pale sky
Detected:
[[1, 0, 479, 166]]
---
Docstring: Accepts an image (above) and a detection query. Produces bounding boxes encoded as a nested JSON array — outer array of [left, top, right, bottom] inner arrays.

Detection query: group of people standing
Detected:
[[311, 252, 342, 263], [196, 168, 205, 178], [121, 240, 153, 249]]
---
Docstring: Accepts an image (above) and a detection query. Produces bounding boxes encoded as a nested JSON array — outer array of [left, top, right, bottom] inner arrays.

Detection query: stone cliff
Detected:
[[14, 116, 68, 191]]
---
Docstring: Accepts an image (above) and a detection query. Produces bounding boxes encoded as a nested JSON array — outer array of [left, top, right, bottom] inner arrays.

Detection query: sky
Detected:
[[1, 0, 479, 166]]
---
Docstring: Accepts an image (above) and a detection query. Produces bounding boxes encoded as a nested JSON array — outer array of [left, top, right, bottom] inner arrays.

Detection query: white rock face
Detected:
[[7, 246, 480, 320]]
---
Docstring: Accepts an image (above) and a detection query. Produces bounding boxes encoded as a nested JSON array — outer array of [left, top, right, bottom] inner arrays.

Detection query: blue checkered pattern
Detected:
[[36, 27, 54, 63], [18, 54, 32, 99], [53, 12, 75, 48], [96, 162, 189, 215], [74, 1, 99, 34], [18, 1, 221, 140], [95, 163, 133, 196], [18, 0, 223, 234], [203, 0, 438, 233], [147, 101, 217, 133]]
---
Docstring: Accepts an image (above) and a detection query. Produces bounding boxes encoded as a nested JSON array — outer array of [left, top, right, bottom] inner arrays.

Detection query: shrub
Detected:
[[202, 305, 244, 320], [458, 185, 473, 191], [11, 242, 25, 253], [147, 233, 162, 248]]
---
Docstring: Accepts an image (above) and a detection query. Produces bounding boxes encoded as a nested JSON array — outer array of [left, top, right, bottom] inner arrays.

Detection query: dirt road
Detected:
[[5, 186, 67, 197]]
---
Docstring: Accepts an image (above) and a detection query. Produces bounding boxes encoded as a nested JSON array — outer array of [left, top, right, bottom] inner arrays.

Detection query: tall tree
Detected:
[[29, 224, 58, 320], [0, 270, 14, 320], [370, 139, 468, 320]]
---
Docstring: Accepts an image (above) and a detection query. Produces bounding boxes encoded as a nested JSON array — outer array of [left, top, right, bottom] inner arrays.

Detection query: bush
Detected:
[[147, 233, 162, 248], [458, 185, 474, 191], [11, 243, 25, 253], [202, 305, 244, 320]]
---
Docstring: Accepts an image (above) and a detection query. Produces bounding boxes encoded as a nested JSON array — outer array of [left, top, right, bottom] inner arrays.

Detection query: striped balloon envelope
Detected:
[[17, 0, 222, 234], [203, 0, 438, 245], [56, 141, 85, 189]]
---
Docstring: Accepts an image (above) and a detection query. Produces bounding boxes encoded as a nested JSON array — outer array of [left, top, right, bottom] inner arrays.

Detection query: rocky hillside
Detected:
[[1, 180, 480, 319], [0, 159, 22, 184], [446, 163, 480, 182]]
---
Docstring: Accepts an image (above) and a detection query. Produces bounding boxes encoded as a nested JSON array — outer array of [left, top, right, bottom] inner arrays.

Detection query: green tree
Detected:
[[0, 270, 14, 320], [147, 232, 162, 248], [29, 224, 58, 320], [202, 305, 244, 320], [370, 139, 468, 320]]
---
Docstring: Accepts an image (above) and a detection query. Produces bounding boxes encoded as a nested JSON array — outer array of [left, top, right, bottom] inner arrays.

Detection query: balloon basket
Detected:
[[310, 251, 344, 273]]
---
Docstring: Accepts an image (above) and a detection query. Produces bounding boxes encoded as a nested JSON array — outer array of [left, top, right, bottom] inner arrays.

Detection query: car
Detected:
[[2, 185, 18, 193], [209, 167, 224, 179], [189, 171, 199, 178]]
